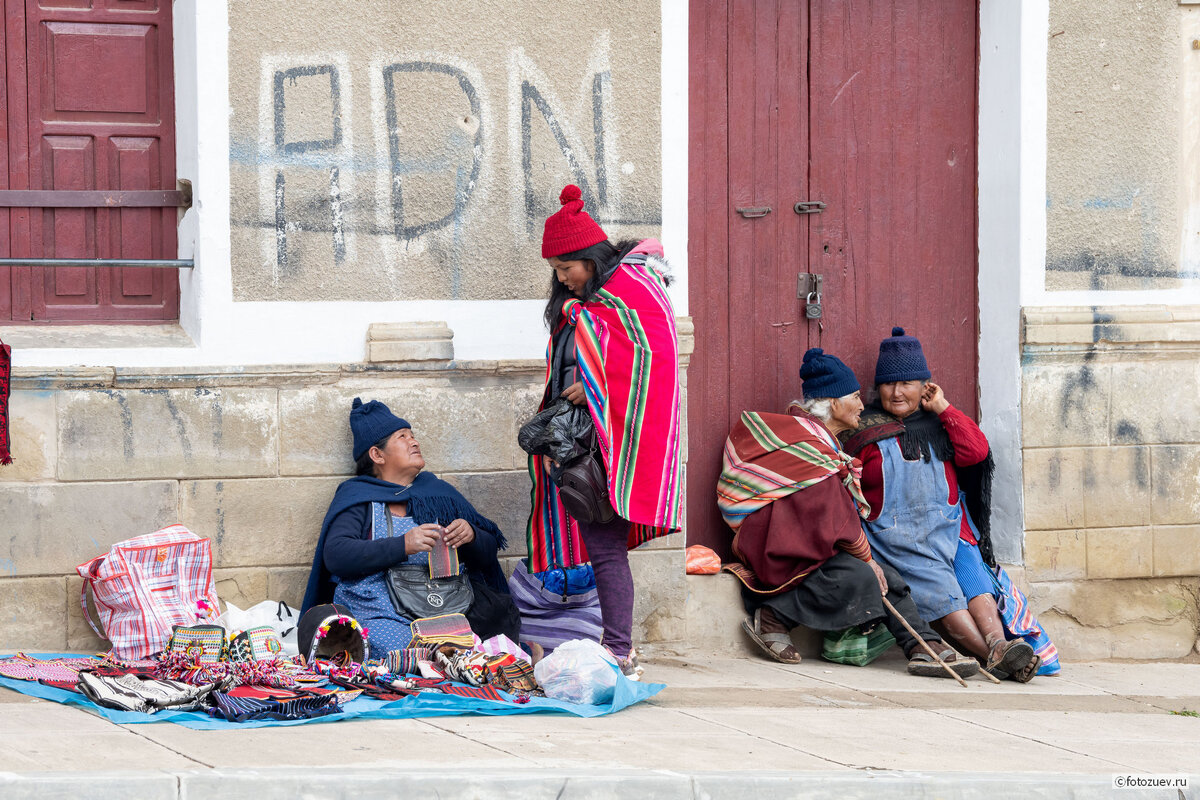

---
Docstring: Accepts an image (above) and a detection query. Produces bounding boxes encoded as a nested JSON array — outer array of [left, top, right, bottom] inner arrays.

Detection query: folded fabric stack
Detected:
[[484, 653, 540, 695], [209, 688, 342, 722], [383, 647, 434, 676], [409, 613, 475, 649], [77, 671, 219, 714], [435, 649, 489, 686]]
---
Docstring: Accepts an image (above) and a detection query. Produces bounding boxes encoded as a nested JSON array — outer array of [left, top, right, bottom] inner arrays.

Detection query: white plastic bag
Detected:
[[216, 600, 299, 656], [533, 638, 619, 705]]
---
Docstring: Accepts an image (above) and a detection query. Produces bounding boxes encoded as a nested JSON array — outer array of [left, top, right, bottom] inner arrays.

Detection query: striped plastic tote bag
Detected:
[[77, 524, 219, 660]]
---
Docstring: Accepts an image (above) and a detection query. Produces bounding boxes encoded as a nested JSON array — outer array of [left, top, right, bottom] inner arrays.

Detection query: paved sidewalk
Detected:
[[1, 650, 1198, 798]]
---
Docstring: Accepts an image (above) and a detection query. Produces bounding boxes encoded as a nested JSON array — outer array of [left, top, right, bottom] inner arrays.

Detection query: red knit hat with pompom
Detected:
[[541, 184, 608, 258]]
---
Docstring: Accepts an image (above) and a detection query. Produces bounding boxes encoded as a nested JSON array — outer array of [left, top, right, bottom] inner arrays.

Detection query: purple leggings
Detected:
[[577, 515, 635, 658]]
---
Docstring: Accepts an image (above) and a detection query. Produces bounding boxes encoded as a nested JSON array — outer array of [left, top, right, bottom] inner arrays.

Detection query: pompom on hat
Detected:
[[874, 326, 932, 384], [541, 184, 608, 259], [800, 348, 860, 400], [350, 397, 410, 461]]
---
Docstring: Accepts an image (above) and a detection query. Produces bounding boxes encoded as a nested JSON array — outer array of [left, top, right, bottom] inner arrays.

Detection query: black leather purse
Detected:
[[383, 514, 474, 619], [551, 435, 616, 525]]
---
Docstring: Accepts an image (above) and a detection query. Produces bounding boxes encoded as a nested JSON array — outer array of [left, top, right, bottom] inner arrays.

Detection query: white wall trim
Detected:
[[661, 0, 689, 316], [978, 0, 1048, 562]]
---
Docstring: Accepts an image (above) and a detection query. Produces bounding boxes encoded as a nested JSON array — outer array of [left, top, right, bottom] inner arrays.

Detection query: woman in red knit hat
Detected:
[[524, 185, 682, 679]]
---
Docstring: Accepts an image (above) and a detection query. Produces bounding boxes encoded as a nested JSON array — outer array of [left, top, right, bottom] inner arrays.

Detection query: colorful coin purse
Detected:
[[165, 623, 228, 664], [228, 626, 285, 663]]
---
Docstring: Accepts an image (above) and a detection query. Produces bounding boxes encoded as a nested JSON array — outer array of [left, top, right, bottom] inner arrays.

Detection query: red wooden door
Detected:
[[1, 0, 178, 322], [687, 0, 979, 557], [808, 1, 979, 421]]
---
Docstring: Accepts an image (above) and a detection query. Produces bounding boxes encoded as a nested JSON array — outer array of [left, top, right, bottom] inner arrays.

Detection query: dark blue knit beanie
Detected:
[[800, 348, 860, 400], [350, 397, 410, 460], [874, 326, 932, 384]]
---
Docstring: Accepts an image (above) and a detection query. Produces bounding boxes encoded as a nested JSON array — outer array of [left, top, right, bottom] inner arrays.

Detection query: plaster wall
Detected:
[[227, 0, 662, 303], [1045, 0, 1189, 291], [0, 356, 690, 653]]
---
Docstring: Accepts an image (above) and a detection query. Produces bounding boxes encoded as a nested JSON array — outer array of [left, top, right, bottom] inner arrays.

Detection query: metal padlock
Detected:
[[805, 291, 823, 319]]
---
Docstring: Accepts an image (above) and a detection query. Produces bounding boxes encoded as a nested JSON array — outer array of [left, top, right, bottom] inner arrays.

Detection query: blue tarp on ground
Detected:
[[0, 654, 664, 730]]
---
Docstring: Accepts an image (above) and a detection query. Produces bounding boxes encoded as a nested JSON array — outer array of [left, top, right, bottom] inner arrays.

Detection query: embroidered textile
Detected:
[[409, 613, 475, 649], [209, 690, 341, 722], [0, 654, 99, 683], [507, 560, 603, 652], [528, 240, 682, 571], [77, 671, 218, 714], [717, 410, 869, 532], [992, 563, 1062, 676], [384, 647, 434, 676]]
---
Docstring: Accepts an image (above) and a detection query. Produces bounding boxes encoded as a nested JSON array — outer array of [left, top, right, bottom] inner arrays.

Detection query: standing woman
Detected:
[[527, 185, 682, 678]]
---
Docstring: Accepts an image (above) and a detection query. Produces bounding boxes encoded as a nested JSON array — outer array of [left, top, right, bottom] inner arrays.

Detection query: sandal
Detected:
[[985, 639, 1035, 680], [907, 644, 980, 678], [741, 608, 801, 664], [1009, 653, 1041, 683]]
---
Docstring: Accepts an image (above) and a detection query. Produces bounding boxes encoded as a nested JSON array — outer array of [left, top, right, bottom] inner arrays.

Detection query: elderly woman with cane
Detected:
[[843, 328, 1060, 681], [718, 348, 978, 679]]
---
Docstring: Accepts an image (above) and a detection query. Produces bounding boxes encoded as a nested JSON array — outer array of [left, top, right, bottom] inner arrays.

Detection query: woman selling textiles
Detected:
[[843, 327, 1057, 682], [527, 185, 682, 680], [719, 348, 978, 677], [302, 398, 516, 655]]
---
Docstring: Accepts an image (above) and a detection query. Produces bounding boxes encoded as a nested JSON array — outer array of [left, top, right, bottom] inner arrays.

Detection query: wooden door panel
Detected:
[[41, 21, 156, 120], [109, 135, 164, 302], [15, 0, 177, 321], [808, 0, 979, 417], [1, 3, 11, 320], [686, 0, 732, 548], [4, 1, 33, 320], [37, 133, 100, 311], [688, 0, 809, 555]]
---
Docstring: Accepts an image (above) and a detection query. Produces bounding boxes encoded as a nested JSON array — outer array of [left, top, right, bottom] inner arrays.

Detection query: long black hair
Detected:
[[543, 239, 655, 329]]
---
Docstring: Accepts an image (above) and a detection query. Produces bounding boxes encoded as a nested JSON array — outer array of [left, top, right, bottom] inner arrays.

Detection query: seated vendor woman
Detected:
[[301, 398, 517, 655], [842, 328, 1040, 682], [718, 348, 978, 678]]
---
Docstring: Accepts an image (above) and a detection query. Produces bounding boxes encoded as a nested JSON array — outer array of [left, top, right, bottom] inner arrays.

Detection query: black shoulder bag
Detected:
[[384, 514, 474, 619]]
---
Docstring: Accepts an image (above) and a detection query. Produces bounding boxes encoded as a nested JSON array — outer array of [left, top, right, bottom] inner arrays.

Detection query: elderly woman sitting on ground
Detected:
[[717, 348, 978, 678], [842, 328, 1059, 681], [301, 398, 518, 656]]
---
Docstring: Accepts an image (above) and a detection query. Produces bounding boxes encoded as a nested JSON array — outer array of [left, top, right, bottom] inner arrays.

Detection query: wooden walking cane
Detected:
[[880, 596, 970, 688]]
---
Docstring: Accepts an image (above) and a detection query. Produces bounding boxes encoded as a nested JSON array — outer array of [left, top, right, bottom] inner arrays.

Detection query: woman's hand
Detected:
[[920, 381, 950, 415], [443, 518, 476, 548], [868, 559, 888, 597], [560, 381, 587, 406], [404, 524, 442, 555]]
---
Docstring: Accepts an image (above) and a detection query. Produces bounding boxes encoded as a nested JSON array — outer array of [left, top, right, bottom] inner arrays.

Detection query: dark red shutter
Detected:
[[2, 0, 178, 322]]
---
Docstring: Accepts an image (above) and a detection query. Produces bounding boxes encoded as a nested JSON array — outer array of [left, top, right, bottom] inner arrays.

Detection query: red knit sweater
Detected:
[[859, 405, 989, 544]]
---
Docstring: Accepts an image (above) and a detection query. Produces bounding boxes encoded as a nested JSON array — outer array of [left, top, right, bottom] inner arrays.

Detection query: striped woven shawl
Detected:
[[527, 239, 681, 571], [717, 411, 869, 533]]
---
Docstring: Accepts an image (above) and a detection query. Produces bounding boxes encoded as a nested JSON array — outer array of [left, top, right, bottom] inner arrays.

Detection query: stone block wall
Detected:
[[0, 329, 693, 653], [1020, 306, 1200, 660]]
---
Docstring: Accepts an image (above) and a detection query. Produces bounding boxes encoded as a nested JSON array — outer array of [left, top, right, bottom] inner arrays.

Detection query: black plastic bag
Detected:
[[518, 398, 594, 464]]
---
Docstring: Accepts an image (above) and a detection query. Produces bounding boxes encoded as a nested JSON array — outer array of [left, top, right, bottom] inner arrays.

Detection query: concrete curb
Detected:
[[1, 769, 1193, 800]]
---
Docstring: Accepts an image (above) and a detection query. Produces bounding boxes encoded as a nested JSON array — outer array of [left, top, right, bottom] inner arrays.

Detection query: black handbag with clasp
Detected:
[[383, 514, 474, 619]]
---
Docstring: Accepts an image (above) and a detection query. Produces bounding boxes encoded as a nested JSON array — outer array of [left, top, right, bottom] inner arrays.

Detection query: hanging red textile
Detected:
[[0, 339, 11, 465]]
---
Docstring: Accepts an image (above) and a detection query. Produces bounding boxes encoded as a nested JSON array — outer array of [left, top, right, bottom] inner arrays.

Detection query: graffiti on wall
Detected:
[[230, 37, 661, 301]]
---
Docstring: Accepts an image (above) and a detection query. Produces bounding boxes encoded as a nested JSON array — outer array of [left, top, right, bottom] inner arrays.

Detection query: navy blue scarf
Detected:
[[301, 472, 508, 613]]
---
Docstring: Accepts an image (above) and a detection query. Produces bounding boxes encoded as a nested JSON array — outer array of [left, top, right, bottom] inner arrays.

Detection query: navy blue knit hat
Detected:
[[800, 348, 860, 400], [874, 326, 932, 384], [350, 398, 410, 460]]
